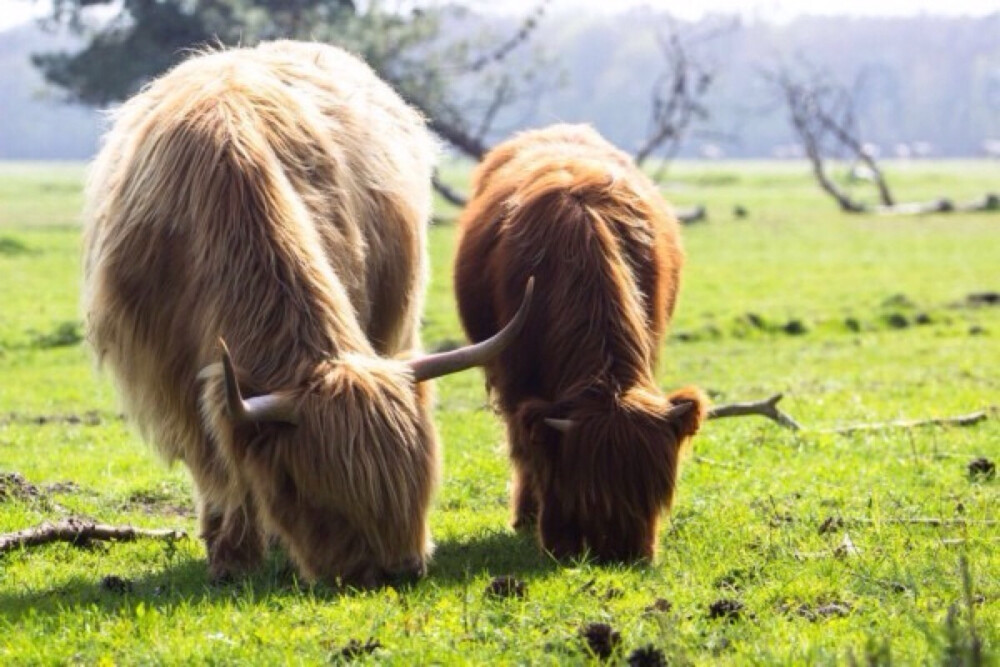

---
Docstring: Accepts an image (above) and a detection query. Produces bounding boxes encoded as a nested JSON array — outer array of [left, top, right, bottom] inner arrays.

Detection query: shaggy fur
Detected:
[[83, 41, 440, 587], [454, 124, 707, 562]]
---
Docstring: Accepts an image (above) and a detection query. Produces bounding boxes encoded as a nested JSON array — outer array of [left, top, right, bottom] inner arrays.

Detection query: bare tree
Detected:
[[765, 63, 895, 213], [634, 17, 735, 174]]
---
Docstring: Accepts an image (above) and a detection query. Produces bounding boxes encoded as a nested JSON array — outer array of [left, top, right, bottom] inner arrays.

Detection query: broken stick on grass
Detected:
[[707, 393, 803, 430], [824, 411, 989, 435], [0, 517, 186, 555], [707, 394, 992, 434]]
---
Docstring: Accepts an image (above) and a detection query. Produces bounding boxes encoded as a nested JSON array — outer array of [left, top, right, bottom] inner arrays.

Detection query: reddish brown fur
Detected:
[[83, 42, 440, 587], [454, 124, 707, 562]]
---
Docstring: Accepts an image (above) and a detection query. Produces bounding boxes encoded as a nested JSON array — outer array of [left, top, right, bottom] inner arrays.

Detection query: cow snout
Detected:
[[387, 556, 426, 586]]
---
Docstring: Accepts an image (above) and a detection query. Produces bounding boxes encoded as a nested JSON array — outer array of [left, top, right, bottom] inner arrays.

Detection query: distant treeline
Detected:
[[1, 10, 999, 160]]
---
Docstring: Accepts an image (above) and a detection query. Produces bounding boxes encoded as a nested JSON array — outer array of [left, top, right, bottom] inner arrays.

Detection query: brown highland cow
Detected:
[[83, 41, 531, 587], [454, 124, 707, 562]]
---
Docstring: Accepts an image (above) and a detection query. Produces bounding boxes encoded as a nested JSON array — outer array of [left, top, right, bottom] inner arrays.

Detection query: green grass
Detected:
[[1, 159, 998, 664]]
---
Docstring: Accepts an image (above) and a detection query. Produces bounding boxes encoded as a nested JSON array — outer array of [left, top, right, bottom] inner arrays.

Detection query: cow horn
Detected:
[[408, 276, 535, 383], [219, 338, 299, 425], [664, 401, 694, 421], [543, 418, 575, 433]]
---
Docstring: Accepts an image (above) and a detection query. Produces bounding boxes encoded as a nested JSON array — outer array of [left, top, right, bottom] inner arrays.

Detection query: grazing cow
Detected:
[[454, 124, 707, 562], [83, 41, 531, 587]]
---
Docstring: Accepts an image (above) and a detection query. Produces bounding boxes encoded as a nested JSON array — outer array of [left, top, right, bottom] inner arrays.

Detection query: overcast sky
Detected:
[[2, 0, 997, 31]]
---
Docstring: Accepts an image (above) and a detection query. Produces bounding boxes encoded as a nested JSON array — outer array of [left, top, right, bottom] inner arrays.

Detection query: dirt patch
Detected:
[[967, 457, 995, 481], [121, 488, 195, 519], [333, 638, 382, 661], [44, 481, 87, 494], [884, 313, 910, 329], [485, 575, 526, 599], [818, 516, 845, 534], [627, 644, 667, 667], [0, 472, 42, 502], [580, 622, 621, 660], [643, 598, 672, 615], [708, 598, 744, 622], [783, 319, 808, 335], [965, 291, 1000, 307], [99, 575, 134, 594], [781, 599, 852, 621]]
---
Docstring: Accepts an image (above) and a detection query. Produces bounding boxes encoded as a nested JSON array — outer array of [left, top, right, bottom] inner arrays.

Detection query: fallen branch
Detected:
[[826, 411, 988, 435], [432, 173, 468, 208], [708, 393, 802, 430], [692, 455, 747, 469], [848, 517, 998, 527], [957, 192, 999, 212], [0, 517, 186, 555], [874, 198, 954, 216], [706, 395, 992, 435]]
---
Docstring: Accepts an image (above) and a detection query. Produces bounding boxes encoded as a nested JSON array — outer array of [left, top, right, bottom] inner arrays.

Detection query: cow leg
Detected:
[[511, 464, 540, 530], [506, 416, 540, 530]]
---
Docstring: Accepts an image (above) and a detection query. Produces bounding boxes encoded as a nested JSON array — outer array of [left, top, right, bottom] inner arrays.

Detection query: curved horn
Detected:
[[543, 418, 575, 433], [664, 401, 694, 421], [219, 338, 299, 425], [408, 276, 535, 383]]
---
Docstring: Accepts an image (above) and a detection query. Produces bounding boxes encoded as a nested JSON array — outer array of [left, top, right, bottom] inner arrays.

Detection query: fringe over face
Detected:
[[82, 41, 440, 587], [454, 124, 708, 562]]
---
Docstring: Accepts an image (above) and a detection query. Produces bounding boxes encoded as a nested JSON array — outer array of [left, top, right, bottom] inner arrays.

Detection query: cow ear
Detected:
[[663, 386, 709, 439]]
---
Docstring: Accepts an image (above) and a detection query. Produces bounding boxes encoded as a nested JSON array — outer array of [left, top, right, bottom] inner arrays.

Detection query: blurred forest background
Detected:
[[1, 1, 999, 162]]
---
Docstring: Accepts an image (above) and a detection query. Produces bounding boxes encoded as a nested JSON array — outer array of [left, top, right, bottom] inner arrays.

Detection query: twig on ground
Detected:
[[707, 393, 802, 430], [707, 395, 992, 435], [825, 411, 988, 435], [844, 517, 997, 527], [0, 517, 187, 555], [691, 455, 747, 469]]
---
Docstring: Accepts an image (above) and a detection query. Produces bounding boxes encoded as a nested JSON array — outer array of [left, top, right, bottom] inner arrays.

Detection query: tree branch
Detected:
[[706, 394, 992, 435], [432, 172, 468, 208], [826, 411, 989, 435], [0, 517, 187, 555], [707, 393, 803, 430]]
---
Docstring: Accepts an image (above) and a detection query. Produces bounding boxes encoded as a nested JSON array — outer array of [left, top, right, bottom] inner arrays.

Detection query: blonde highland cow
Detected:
[[83, 41, 531, 587]]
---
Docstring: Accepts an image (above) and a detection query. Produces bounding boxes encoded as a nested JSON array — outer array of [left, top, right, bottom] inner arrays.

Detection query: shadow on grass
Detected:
[[430, 526, 557, 583], [0, 529, 555, 624], [0, 552, 322, 625]]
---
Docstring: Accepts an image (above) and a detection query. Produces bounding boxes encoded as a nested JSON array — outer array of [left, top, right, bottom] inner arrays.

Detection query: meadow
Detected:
[[0, 159, 997, 664]]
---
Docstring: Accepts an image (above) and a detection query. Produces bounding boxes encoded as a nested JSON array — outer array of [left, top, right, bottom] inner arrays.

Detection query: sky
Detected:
[[1, 0, 997, 31]]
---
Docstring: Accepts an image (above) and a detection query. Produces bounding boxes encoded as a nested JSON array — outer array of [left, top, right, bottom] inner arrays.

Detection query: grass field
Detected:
[[0, 159, 997, 664]]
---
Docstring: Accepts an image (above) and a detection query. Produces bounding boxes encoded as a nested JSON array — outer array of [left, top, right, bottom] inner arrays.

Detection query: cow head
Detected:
[[516, 384, 707, 563], [207, 280, 534, 587]]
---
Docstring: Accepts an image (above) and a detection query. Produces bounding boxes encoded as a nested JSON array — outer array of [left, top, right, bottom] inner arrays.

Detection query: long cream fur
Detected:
[[83, 41, 440, 587]]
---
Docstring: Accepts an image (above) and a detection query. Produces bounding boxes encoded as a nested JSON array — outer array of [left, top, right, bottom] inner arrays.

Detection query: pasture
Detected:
[[0, 159, 997, 664]]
